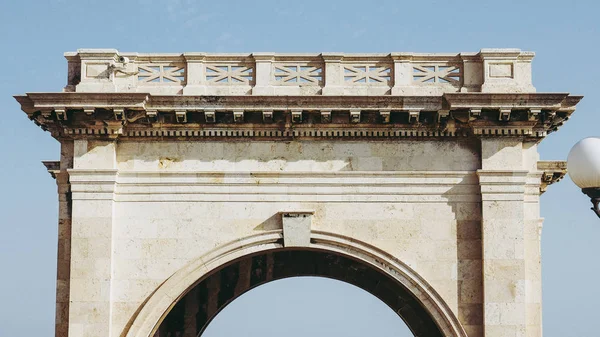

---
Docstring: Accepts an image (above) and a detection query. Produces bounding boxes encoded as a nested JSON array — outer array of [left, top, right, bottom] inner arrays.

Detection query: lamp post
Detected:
[[567, 137, 600, 218]]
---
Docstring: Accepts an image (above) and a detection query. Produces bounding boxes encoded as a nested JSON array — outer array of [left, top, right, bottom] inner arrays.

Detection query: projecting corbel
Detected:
[[146, 110, 158, 122], [350, 109, 361, 123], [113, 108, 124, 121], [320, 109, 331, 123], [538, 161, 567, 194], [528, 108, 542, 121], [84, 108, 95, 116], [175, 110, 187, 123], [42, 161, 60, 180], [380, 110, 391, 123], [54, 108, 67, 121], [203, 110, 214, 123], [40, 109, 52, 118], [469, 108, 482, 121], [437, 110, 450, 123], [542, 110, 557, 126], [499, 108, 511, 122], [263, 110, 273, 123], [233, 109, 244, 123], [291, 109, 303, 123], [282, 211, 314, 247], [408, 109, 420, 124]]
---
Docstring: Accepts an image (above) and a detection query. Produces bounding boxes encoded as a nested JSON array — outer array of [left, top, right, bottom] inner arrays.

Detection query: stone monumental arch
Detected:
[[15, 49, 581, 337]]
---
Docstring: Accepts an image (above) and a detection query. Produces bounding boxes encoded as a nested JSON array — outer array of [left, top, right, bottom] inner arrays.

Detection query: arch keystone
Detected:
[[282, 210, 314, 247]]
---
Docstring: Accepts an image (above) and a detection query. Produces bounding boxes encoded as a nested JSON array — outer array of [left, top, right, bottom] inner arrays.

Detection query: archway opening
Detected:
[[202, 277, 414, 336], [153, 249, 443, 337]]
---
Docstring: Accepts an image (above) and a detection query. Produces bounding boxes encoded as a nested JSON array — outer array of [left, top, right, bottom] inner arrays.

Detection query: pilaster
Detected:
[[75, 49, 119, 93], [55, 141, 74, 337], [321, 53, 344, 95], [478, 139, 529, 337], [390, 53, 412, 95], [252, 53, 275, 95], [67, 140, 118, 337], [182, 53, 207, 95], [523, 143, 544, 337], [460, 53, 483, 93], [479, 49, 535, 93]]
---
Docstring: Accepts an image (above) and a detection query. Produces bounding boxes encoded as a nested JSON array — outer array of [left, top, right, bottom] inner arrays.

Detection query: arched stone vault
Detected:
[[124, 231, 467, 337]]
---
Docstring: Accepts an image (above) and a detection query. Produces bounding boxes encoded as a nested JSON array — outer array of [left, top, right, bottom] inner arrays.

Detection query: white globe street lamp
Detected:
[[567, 137, 600, 218]]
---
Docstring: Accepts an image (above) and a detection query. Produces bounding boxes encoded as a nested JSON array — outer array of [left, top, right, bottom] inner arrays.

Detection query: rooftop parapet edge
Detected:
[[62, 48, 536, 95], [16, 49, 582, 143]]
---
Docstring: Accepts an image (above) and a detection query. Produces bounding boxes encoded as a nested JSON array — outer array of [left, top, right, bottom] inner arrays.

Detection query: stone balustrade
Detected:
[[65, 49, 536, 95], [17, 48, 580, 144]]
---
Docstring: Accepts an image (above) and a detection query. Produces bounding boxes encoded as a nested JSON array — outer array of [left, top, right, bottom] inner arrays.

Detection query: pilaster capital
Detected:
[[390, 52, 412, 62], [477, 170, 529, 183], [67, 169, 118, 200], [183, 52, 207, 62], [252, 53, 275, 62], [320, 53, 344, 62], [477, 170, 529, 201]]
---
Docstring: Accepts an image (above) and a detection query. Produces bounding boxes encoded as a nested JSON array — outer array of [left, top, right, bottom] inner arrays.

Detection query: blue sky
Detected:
[[1, 0, 599, 336]]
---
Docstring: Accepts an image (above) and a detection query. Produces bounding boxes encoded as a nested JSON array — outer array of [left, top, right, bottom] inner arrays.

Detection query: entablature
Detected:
[[15, 92, 581, 141]]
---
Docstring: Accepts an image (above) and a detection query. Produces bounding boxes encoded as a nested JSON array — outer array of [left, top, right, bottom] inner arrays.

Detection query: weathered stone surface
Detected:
[[282, 211, 313, 247], [15, 49, 583, 337]]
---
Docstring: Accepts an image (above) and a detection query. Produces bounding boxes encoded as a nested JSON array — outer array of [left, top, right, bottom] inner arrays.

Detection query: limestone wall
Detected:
[[65, 138, 543, 337]]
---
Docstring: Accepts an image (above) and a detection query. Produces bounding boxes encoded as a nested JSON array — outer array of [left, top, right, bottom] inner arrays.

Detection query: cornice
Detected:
[[15, 93, 582, 141], [537, 160, 567, 193], [42, 161, 60, 179]]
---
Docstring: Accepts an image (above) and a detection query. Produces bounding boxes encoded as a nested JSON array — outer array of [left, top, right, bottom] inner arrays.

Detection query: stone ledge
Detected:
[[537, 161, 567, 193], [62, 48, 537, 96], [42, 160, 60, 179], [15, 93, 582, 141]]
